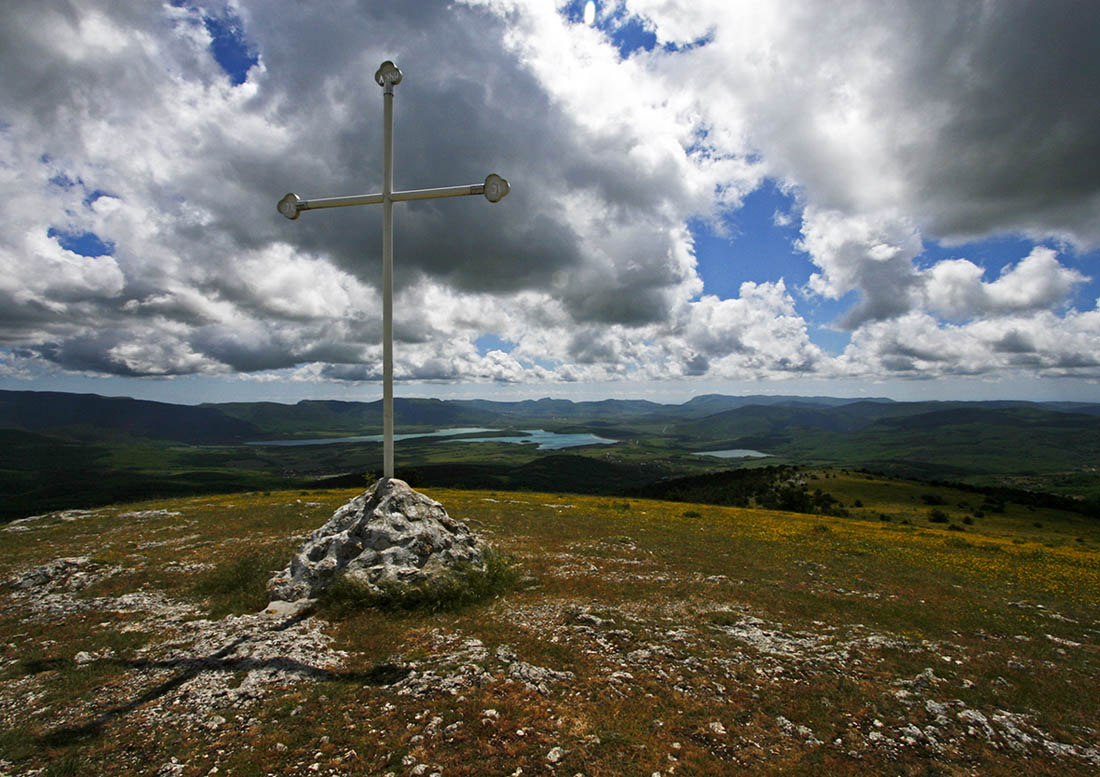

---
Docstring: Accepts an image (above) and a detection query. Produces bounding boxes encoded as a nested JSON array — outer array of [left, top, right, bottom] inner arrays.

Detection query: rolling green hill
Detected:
[[0, 390, 259, 444], [4, 389, 1100, 521], [207, 397, 501, 437]]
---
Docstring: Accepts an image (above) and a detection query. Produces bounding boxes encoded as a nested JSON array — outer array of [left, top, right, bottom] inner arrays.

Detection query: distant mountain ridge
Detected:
[[0, 390, 260, 444], [4, 389, 1099, 445]]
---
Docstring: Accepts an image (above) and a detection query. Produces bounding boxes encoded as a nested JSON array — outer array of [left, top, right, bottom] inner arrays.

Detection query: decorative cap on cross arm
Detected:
[[483, 173, 509, 203], [277, 192, 302, 220], [374, 61, 403, 93]]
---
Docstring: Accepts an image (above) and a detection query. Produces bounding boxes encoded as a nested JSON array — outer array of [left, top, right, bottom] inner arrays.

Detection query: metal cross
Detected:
[[277, 61, 509, 480]]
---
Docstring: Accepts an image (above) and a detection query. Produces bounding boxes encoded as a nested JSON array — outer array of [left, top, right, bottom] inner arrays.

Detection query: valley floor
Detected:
[[1, 476, 1099, 776]]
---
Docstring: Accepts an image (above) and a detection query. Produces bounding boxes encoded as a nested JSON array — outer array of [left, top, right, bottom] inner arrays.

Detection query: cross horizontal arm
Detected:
[[292, 192, 384, 212], [278, 174, 508, 220], [393, 182, 487, 202], [301, 183, 480, 211]]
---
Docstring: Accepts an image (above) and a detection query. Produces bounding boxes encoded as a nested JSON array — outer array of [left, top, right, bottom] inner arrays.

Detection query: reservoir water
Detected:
[[249, 427, 617, 451], [693, 448, 771, 459], [454, 429, 617, 451]]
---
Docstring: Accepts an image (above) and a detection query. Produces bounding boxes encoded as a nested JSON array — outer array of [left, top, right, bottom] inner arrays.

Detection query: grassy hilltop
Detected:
[[2, 471, 1099, 776]]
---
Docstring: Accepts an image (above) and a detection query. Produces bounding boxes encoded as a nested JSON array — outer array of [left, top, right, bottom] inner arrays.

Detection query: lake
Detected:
[[454, 429, 617, 450], [693, 448, 772, 459], [249, 427, 617, 451]]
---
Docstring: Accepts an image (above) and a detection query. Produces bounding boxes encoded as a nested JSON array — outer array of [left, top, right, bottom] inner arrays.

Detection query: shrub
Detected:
[[921, 493, 947, 506], [947, 523, 965, 532], [682, 510, 702, 519], [191, 549, 287, 618], [962, 516, 974, 525], [928, 509, 949, 523], [853, 499, 863, 508]]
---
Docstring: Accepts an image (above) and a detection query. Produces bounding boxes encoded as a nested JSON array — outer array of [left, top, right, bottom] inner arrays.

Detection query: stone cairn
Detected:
[[267, 478, 485, 603]]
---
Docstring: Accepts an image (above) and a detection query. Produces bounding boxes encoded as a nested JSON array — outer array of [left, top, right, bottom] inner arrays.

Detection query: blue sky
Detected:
[[2, 1, 1099, 405]]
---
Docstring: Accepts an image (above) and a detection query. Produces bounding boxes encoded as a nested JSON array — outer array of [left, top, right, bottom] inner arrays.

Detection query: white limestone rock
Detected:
[[6, 556, 117, 593], [266, 478, 484, 602]]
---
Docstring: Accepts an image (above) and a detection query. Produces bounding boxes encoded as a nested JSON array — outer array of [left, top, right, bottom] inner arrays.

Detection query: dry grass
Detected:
[[1, 474, 1098, 776]]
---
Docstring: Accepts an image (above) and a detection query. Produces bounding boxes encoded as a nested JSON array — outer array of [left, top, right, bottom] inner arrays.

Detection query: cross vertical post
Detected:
[[380, 62, 398, 478], [277, 61, 510, 481]]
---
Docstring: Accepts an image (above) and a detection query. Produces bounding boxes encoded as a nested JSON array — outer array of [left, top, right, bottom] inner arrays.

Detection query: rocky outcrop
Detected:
[[266, 478, 484, 602], [6, 556, 118, 593]]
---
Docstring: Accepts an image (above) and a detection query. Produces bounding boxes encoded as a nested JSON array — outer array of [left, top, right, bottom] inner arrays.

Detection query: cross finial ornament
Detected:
[[278, 62, 509, 479], [374, 60, 402, 92]]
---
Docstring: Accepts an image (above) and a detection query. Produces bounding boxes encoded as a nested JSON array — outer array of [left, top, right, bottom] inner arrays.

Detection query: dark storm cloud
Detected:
[[243, 0, 687, 312], [992, 330, 1036, 355], [903, 1, 1100, 245]]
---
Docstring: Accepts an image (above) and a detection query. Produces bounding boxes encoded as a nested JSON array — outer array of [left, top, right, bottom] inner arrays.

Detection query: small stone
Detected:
[[509, 661, 575, 693], [708, 721, 727, 735], [274, 743, 287, 753], [262, 599, 314, 619], [924, 700, 948, 716], [898, 723, 924, 745], [912, 667, 939, 690], [547, 746, 566, 764], [73, 651, 95, 665]]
